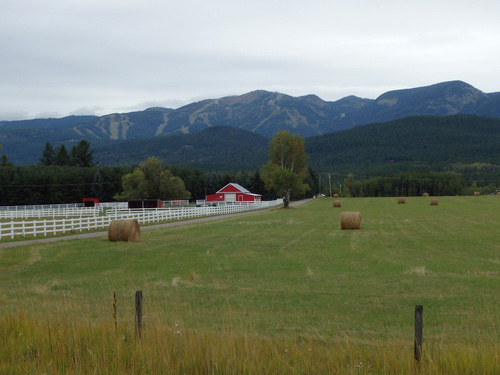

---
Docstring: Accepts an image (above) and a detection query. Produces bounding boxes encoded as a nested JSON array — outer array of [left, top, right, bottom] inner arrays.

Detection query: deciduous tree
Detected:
[[115, 157, 190, 201], [261, 130, 309, 208]]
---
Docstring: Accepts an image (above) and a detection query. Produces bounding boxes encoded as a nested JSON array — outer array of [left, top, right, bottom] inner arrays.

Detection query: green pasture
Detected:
[[1, 196, 499, 373]]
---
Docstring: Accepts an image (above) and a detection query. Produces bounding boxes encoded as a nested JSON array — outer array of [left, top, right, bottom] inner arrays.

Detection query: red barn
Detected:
[[206, 183, 261, 204], [128, 199, 163, 209], [83, 198, 99, 207]]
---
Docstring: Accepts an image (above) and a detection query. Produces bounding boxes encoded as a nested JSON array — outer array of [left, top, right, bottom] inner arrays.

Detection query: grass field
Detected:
[[1, 196, 499, 374]]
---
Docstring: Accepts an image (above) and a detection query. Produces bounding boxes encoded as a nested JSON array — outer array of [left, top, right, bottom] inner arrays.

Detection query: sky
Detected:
[[1, 0, 500, 121]]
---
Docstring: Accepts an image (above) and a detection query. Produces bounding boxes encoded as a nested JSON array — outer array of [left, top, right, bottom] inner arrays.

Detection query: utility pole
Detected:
[[328, 173, 332, 197]]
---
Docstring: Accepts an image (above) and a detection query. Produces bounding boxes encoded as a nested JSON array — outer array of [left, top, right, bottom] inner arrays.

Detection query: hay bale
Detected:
[[430, 199, 439, 206], [108, 219, 141, 242], [340, 211, 362, 230], [397, 197, 406, 204], [333, 200, 342, 208], [422, 192, 430, 197], [473, 191, 480, 196], [333, 193, 339, 198]]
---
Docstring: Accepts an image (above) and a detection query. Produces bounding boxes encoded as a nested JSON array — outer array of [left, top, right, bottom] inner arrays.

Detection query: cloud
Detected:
[[1, 0, 500, 120]]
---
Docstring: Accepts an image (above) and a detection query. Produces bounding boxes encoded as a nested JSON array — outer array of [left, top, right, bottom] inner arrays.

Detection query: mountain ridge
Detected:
[[2, 80, 500, 165]]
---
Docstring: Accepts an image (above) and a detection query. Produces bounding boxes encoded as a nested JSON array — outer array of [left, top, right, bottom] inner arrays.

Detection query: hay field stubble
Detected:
[[0, 196, 499, 373]]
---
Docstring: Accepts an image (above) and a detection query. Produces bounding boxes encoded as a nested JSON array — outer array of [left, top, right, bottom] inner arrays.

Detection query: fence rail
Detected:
[[0, 199, 283, 240], [0, 207, 104, 220]]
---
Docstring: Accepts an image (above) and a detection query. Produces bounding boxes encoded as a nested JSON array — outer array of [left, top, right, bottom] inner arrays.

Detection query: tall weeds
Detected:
[[1, 313, 498, 374]]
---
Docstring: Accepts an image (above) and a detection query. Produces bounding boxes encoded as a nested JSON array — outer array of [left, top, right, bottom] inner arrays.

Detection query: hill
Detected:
[[94, 126, 269, 171], [2, 80, 500, 165], [89, 115, 500, 176], [305, 115, 500, 175]]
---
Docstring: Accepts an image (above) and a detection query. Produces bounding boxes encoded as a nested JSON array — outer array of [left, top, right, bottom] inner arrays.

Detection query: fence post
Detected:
[[414, 305, 423, 362], [135, 290, 143, 339], [113, 292, 118, 331]]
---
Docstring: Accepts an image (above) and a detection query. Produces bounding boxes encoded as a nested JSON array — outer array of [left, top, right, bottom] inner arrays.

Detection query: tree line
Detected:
[[0, 132, 320, 206], [39, 140, 95, 167], [343, 171, 466, 197], [0, 164, 267, 206], [2, 133, 497, 206], [0, 162, 318, 206]]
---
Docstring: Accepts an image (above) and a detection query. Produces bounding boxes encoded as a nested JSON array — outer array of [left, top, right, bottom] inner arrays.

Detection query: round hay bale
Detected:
[[422, 192, 430, 197], [333, 200, 342, 208], [430, 199, 439, 206], [108, 219, 141, 242], [333, 193, 339, 198], [497, 191, 500, 196], [397, 197, 406, 204], [340, 211, 362, 230], [473, 191, 480, 196]]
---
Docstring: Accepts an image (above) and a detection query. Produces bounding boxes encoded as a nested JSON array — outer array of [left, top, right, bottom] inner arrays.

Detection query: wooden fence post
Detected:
[[113, 292, 118, 332], [135, 290, 143, 339], [414, 305, 423, 362]]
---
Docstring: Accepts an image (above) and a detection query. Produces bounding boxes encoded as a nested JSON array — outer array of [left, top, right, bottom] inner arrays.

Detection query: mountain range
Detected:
[[1, 80, 499, 166]]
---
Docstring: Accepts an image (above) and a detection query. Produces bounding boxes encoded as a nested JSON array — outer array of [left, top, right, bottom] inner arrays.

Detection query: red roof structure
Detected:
[[206, 183, 262, 203]]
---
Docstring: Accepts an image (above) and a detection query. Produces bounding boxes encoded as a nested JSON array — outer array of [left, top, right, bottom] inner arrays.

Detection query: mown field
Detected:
[[0, 196, 499, 374]]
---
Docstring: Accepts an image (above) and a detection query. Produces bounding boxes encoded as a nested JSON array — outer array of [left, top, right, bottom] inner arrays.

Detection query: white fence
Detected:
[[0, 199, 283, 240], [0, 203, 128, 220]]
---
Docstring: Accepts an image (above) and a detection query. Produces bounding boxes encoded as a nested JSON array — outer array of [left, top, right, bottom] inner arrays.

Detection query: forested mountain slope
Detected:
[[89, 115, 500, 176], [94, 126, 270, 171], [305, 115, 500, 175], [2, 81, 500, 165]]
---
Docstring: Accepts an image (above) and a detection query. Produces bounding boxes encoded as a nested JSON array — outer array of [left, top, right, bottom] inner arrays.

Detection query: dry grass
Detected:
[[404, 266, 428, 276], [340, 211, 362, 230], [108, 219, 141, 242], [2, 197, 500, 374], [1, 313, 498, 374]]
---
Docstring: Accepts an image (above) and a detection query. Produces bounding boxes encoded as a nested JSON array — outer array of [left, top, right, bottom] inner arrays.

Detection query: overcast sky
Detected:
[[1, 0, 499, 121]]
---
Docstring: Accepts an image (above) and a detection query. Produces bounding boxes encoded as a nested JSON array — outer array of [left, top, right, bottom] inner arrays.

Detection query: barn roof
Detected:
[[217, 183, 251, 194]]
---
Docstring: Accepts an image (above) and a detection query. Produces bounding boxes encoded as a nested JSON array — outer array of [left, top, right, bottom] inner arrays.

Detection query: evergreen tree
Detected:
[[303, 166, 319, 197], [90, 170, 106, 201], [0, 154, 13, 167], [55, 145, 70, 166], [0, 176, 4, 205], [39, 142, 55, 165], [70, 140, 95, 167], [0, 144, 12, 167]]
